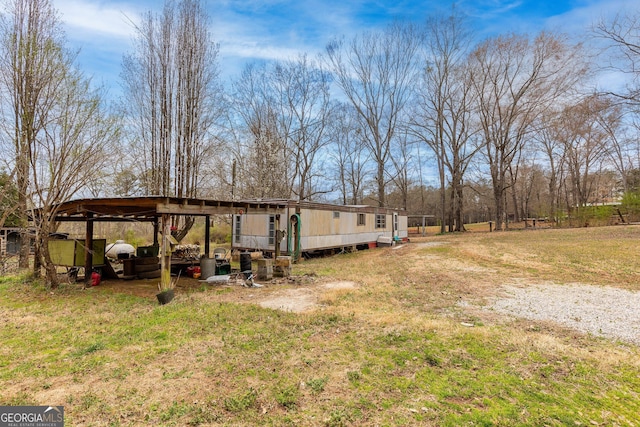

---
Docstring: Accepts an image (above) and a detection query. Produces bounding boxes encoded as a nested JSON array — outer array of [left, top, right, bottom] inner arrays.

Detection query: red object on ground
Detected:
[[91, 271, 101, 286], [185, 266, 200, 278]]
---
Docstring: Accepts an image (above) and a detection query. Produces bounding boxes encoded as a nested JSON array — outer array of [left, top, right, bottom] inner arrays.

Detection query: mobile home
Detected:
[[231, 200, 408, 257]]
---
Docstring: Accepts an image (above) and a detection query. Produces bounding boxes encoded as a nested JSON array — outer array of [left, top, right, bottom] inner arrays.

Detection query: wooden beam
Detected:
[[160, 214, 172, 291], [53, 216, 157, 223], [153, 218, 159, 247], [204, 215, 211, 259], [156, 203, 230, 216], [84, 213, 94, 287]]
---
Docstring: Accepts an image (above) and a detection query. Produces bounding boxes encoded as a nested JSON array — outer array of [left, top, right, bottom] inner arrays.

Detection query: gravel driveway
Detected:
[[487, 282, 640, 346]]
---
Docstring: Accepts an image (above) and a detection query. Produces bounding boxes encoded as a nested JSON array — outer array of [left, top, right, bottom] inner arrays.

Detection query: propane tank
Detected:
[[105, 240, 135, 259]]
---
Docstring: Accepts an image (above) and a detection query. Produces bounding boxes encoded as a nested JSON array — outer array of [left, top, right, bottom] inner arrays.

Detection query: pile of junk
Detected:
[[105, 240, 231, 281]]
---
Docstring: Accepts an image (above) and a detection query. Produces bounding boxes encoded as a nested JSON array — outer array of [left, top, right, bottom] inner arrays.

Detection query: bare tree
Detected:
[[271, 54, 334, 201], [560, 94, 615, 208], [469, 32, 586, 230], [230, 63, 291, 199], [174, 0, 222, 199], [326, 22, 422, 207], [388, 128, 414, 211], [231, 56, 334, 202], [328, 102, 371, 205], [410, 9, 480, 232], [533, 109, 566, 221], [30, 73, 118, 286], [509, 152, 547, 221], [594, 11, 640, 105], [121, 0, 222, 240], [0, 0, 118, 286], [600, 105, 634, 192], [0, 0, 67, 268]]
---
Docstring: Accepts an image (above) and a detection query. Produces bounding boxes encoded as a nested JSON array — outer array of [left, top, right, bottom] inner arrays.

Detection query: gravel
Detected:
[[487, 282, 640, 346]]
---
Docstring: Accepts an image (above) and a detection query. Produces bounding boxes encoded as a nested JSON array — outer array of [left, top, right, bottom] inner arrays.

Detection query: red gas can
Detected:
[[91, 271, 101, 286]]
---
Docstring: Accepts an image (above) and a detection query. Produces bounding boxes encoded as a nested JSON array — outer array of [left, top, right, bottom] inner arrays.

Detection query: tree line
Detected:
[[1, 0, 639, 285]]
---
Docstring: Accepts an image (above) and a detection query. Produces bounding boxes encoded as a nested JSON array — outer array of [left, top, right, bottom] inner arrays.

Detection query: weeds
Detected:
[[223, 388, 257, 412], [275, 384, 299, 409], [306, 376, 328, 394], [346, 371, 361, 383], [74, 341, 105, 357]]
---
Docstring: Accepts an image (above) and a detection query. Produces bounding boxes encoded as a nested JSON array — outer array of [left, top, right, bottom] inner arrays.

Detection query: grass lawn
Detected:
[[1, 225, 639, 426]]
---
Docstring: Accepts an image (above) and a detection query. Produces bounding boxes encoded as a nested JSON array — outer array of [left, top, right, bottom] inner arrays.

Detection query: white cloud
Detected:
[[210, 5, 326, 68], [221, 41, 304, 62], [55, 0, 141, 39], [544, 0, 638, 34]]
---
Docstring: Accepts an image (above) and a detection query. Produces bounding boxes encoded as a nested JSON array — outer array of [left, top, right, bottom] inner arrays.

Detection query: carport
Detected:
[[46, 196, 285, 287]]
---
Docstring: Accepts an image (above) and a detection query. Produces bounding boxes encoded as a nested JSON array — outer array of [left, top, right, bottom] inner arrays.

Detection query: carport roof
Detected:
[[46, 196, 287, 222]]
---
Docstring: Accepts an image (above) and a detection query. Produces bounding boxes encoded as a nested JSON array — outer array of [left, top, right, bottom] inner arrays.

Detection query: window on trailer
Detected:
[[376, 214, 386, 229], [268, 215, 275, 245], [234, 215, 241, 243], [357, 213, 366, 226], [333, 211, 340, 218]]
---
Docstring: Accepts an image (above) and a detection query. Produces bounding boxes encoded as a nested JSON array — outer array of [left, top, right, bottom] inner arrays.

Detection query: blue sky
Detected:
[[54, 0, 637, 97]]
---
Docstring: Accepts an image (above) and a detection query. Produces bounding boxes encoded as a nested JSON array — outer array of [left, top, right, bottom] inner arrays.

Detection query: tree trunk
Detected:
[[17, 164, 29, 269], [377, 161, 386, 207], [452, 179, 464, 232], [493, 183, 505, 231], [509, 169, 520, 223], [41, 235, 59, 289]]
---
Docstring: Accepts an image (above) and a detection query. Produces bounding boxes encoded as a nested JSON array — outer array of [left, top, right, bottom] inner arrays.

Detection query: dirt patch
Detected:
[[257, 281, 358, 312], [91, 275, 358, 313], [258, 289, 316, 312]]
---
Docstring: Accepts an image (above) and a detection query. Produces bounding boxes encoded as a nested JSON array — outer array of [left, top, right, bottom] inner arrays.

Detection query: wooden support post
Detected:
[[160, 214, 172, 291], [84, 213, 94, 287], [204, 215, 211, 259], [153, 218, 159, 247]]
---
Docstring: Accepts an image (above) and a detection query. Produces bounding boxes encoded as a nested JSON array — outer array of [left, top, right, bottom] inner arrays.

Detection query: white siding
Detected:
[[231, 203, 407, 253]]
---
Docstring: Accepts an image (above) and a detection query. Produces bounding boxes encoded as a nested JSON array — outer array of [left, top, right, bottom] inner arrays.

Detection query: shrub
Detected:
[[620, 191, 640, 222]]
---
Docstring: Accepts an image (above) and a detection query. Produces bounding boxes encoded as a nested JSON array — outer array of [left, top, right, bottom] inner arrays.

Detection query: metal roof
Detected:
[[35, 196, 405, 223], [43, 196, 287, 222]]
